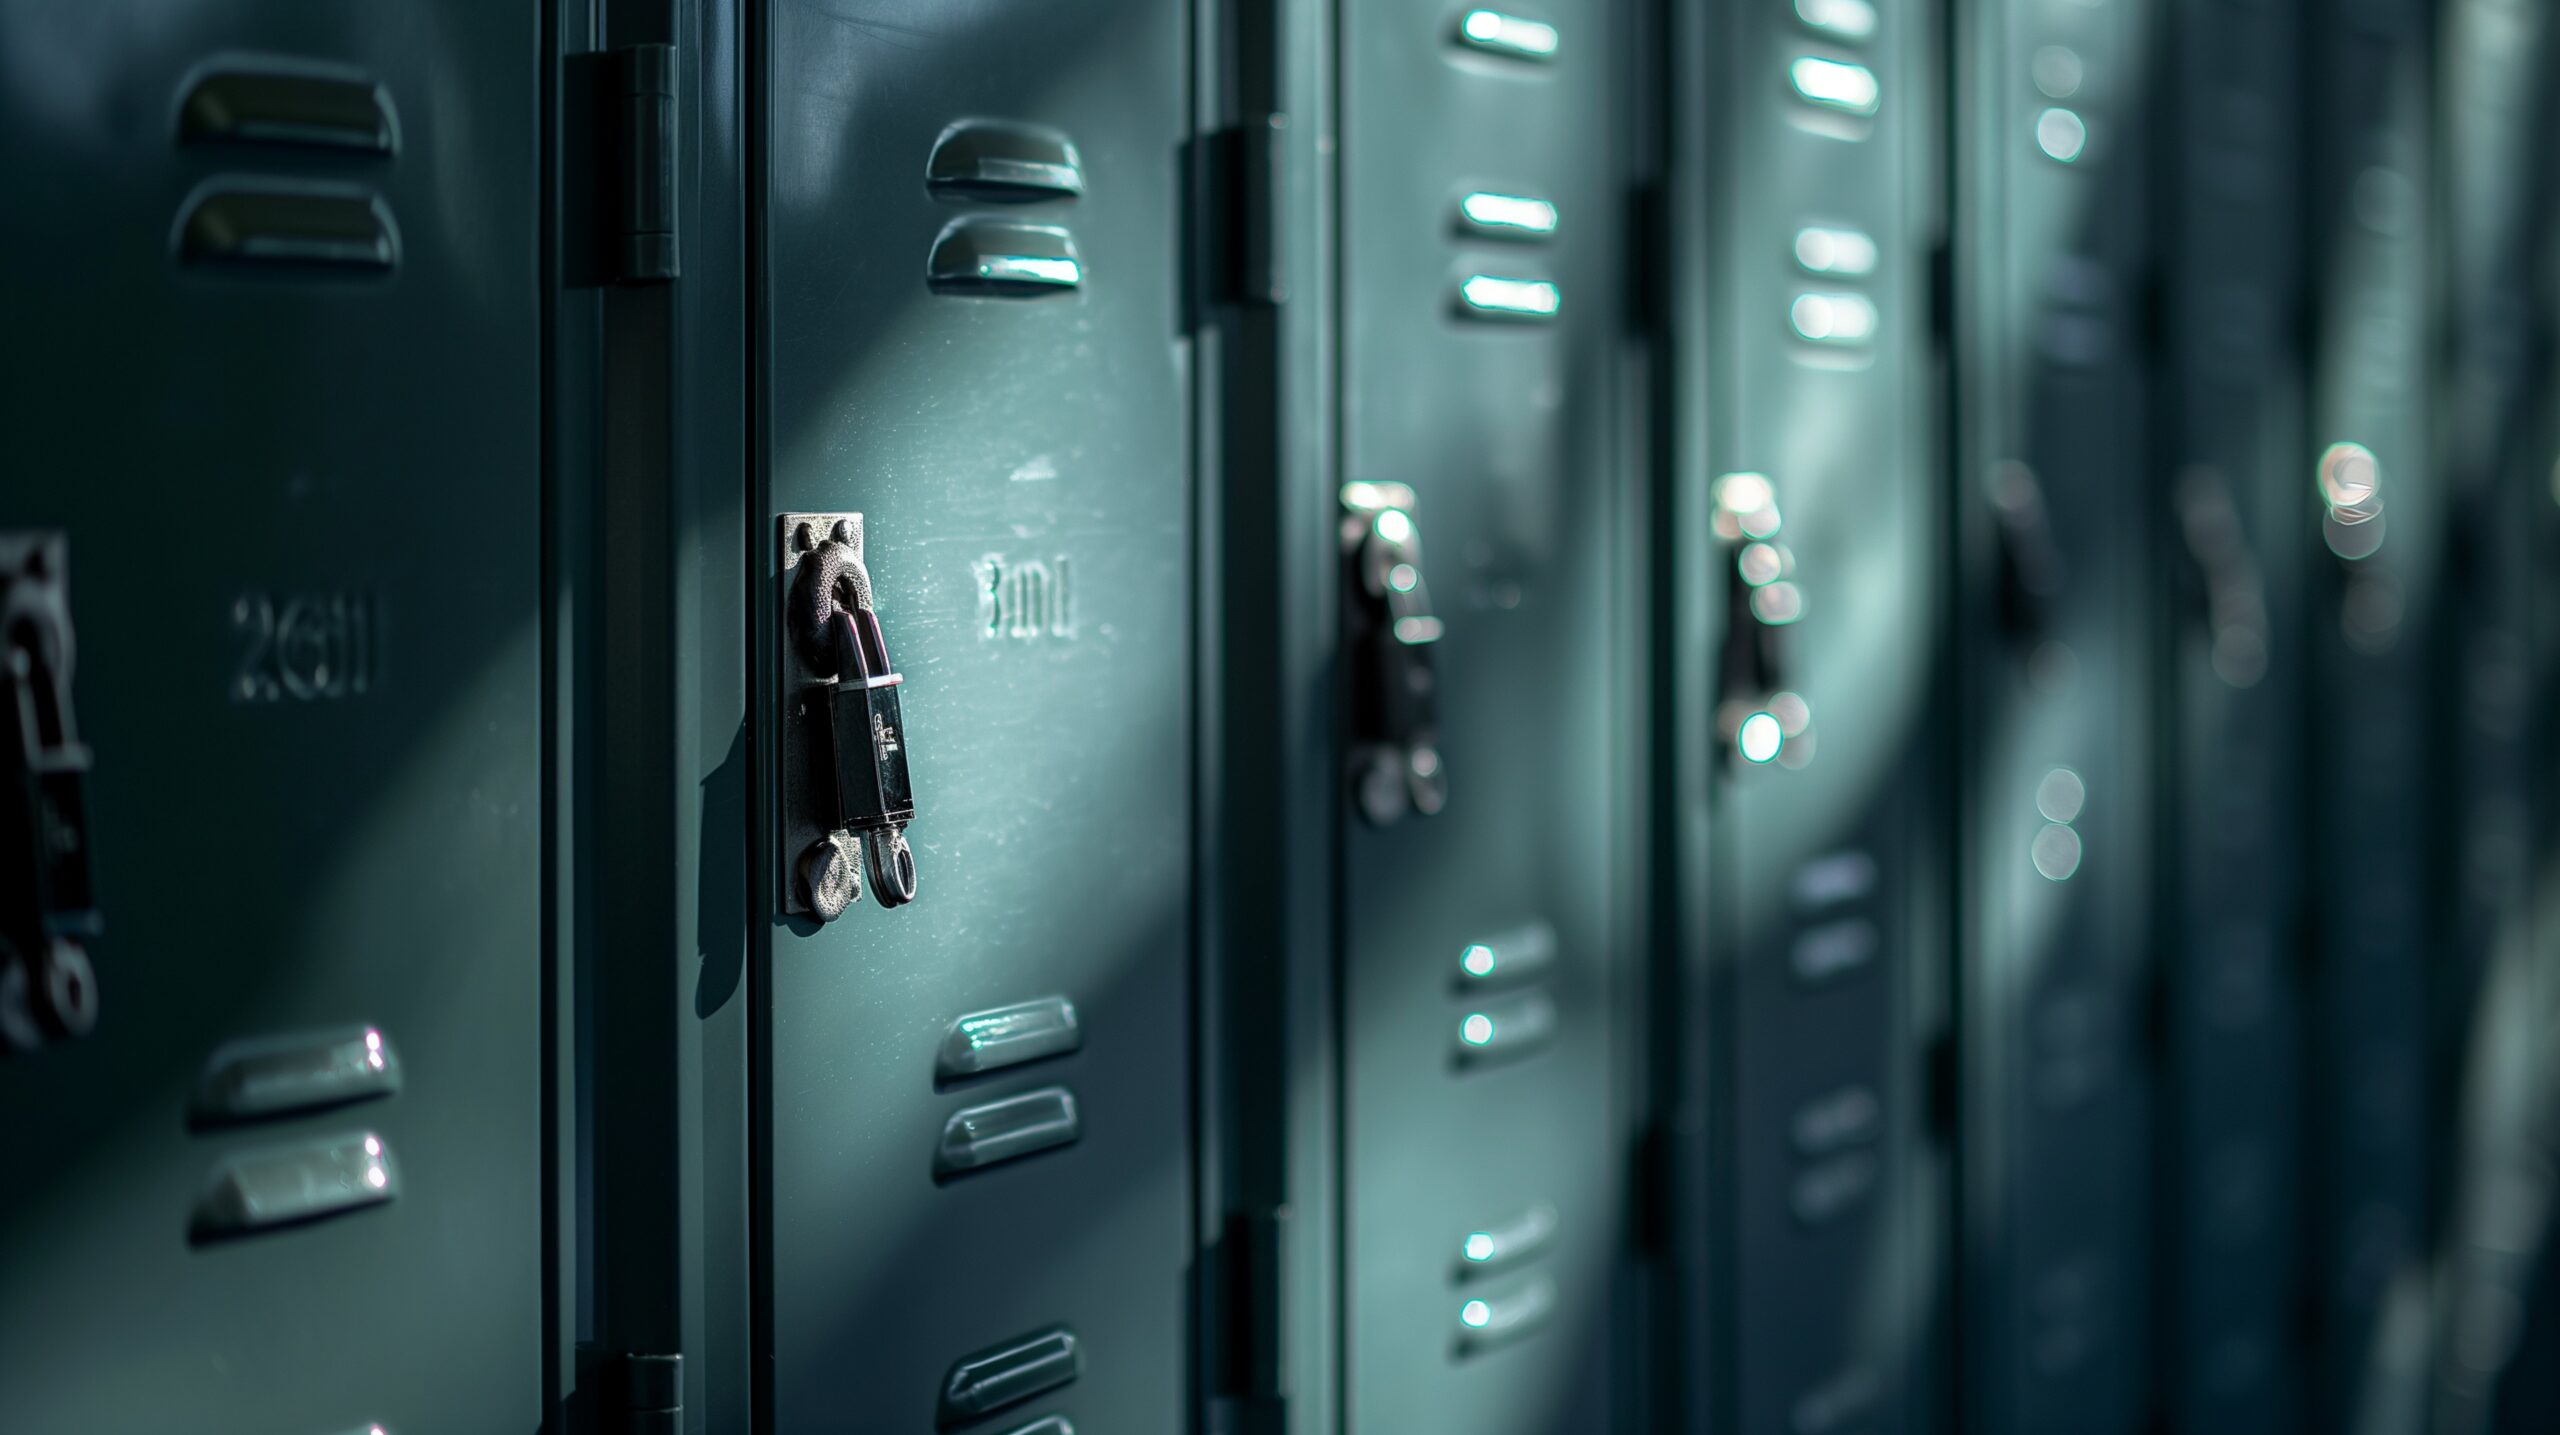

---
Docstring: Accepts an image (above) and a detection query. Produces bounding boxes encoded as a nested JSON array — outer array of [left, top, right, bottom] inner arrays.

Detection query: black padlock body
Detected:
[[822, 677, 915, 833], [1350, 625, 1435, 750]]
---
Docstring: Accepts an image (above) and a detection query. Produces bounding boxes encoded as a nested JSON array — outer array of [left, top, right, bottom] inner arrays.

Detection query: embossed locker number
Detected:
[[230, 591, 379, 702]]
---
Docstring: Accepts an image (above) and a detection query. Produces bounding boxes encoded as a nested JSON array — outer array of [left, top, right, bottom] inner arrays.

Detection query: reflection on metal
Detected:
[[1790, 291, 1879, 346], [1455, 921, 1558, 986], [1790, 57, 1881, 117], [2035, 107, 2089, 162], [2035, 768, 2086, 824], [2031, 46, 2084, 99], [1453, 10, 1560, 62], [937, 997, 1082, 1079], [1793, 0, 1878, 43], [926, 219, 1083, 294], [1455, 991, 1559, 1064], [192, 1131, 396, 1238], [193, 1024, 401, 1124], [1456, 191, 1559, 238], [934, 1087, 1081, 1175], [1456, 272, 1562, 321], [1455, 1275, 1556, 1352], [1793, 225, 1879, 277], [1738, 711, 1784, 764], [1457, 1202, 1559, 1276]]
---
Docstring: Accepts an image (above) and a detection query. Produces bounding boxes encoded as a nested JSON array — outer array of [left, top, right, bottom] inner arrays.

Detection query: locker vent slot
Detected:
[[192, 1023, 402, 1125], [173, 180, 398, 272], [1454, 191, 1558, 241], [1453, 272, 1560, 322], [1453, 920, 1556, 987], [939, 1325, 1081, 1425], [927, 120, 1085, 202], [190, 1130, 395, 1240], [1455, 1201, 1558, 1277], [934, 1086, 1081, 1174], [1455, 1275, 1556, 1353], [1454, 991, 1558, 1065], [938, 996, 1082, 1079], [176, 57, 398, 154], [928, 219, 1083, 295], [1450, 10, 1560, 63]]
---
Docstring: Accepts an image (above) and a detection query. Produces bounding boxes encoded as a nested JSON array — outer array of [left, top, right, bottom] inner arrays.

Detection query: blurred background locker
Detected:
[[1, 2, 2554, 1434]]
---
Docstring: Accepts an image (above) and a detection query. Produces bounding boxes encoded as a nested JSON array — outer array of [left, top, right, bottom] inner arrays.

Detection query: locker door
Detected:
[[2158, 0, 2308, 1427], [0, 4, 544, 1433], [1334, 5, 1639, 1431], [2429, 3, 2557, 1431], [756, 1, 1195, 1430], [1953, 0, 2158, 1429], [2302, 0, 2439, 1425], [1698, 2, 1945, 1432]]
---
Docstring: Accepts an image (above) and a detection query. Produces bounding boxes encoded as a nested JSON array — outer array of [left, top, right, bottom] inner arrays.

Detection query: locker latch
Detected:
[[1, 532, 101, 1055], [1340, 483, 1446, 825], [1710, 473, 1810, 765], [781, 516, 918, 921]]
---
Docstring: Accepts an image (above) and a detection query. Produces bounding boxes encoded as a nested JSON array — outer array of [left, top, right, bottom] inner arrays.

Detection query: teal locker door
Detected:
[[0, 3, 544, 1433], [2159, 0, 2307, 1426], [1335, 5, 1639, 1431], [1700, 0, 1944, 1431], [2302, 0, 2438, 1425], [756, 0, 1195, 1429], [1955, 0, 2158, 1428]]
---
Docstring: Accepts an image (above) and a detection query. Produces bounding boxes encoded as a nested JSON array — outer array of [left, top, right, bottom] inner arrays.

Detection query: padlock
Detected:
[[1340, 483, 1446, 825], [2, 531, 101, 1055], [784, 516, 919, 920]]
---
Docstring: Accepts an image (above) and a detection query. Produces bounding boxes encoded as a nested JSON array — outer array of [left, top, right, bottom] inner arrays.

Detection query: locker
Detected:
[[1952, 0, 2160, 1429], [2429, 4, 2559, 1432], [2156, 0, 2310, 1428], [752, 0, 1199, 1431], [1332, 4, 1645, 1431], [1692, 1, 1948, 1432], [2301, 0, 2442, 1426], [0, 3, 546, 1432]]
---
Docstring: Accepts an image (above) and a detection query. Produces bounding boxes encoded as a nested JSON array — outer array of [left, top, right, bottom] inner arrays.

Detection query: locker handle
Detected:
[[926, 120, 1084, 201], [176, 57, 397, 154]]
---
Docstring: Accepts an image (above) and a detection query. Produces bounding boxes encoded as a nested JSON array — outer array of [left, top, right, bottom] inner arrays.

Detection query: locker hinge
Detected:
[[592, 1350, 681, 1435], [1214, 114, 1287, 307], [565, 43, 678, 287], [1212, 1206, 1289, 1434]]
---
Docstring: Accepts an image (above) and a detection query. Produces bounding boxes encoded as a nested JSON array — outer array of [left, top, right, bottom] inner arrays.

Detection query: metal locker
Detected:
[[2428, 3, 2559, 1432], [1693, 0, 1947, 1431], [754, 1, 1197, 1431], [2301, 0, 2441, 1425], [1333, 4, 1643, 1431], [1951, 0, 2160, 1429], [0, 3, 545, 1432], [2156, 0, 2310, 1427]]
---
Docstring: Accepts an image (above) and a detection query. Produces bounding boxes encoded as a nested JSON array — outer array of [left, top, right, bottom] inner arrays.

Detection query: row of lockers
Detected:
[[4, 0, 2557, 1433]]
